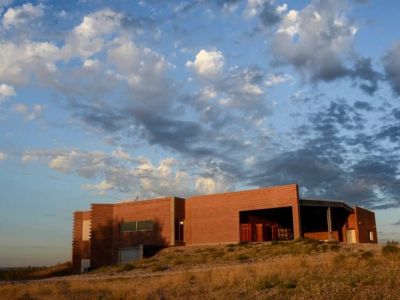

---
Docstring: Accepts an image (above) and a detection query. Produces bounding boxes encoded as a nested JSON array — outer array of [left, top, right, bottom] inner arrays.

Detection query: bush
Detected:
[[329, 244, 341, 252], [382, 243, 400, 256], [151, 264, 169, 272], [360, 250, 374, 260], [255, 277, 280, 290], [117, 263, 136, 272], [236, 254, 249, 261]]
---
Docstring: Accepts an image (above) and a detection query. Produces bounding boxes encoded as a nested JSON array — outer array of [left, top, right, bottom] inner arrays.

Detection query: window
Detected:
[[369, 231, 374, 241], [120, 220, 154, 232], [82, 220, 90, 241], [120, 221, 137, 232], [137, 220, 154, 231]]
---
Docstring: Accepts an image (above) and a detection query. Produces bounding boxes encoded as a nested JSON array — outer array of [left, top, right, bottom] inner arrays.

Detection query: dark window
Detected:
[[137, 220, 154, 231], [120, 221, 137, 232], [120, 220, 154, 232]]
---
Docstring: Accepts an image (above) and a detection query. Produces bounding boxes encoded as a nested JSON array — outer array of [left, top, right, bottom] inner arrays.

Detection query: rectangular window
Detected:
[[82, 220, 90, 241], [369, 231, 374, 241], [120, 221, 137, 232], [137, 220, 154, 231], [120, 220, 154, 232]]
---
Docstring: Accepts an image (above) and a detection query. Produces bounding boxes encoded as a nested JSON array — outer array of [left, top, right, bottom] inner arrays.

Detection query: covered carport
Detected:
[[300, 199, 354, 242], [239, 207, 294, 242]]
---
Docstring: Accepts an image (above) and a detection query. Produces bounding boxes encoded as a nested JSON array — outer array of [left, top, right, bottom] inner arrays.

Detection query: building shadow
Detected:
[[90, 219, 167, 269]]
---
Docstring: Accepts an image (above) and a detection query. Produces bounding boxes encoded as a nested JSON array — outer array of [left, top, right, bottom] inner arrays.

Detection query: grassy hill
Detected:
[[0, 239, 399, 299]]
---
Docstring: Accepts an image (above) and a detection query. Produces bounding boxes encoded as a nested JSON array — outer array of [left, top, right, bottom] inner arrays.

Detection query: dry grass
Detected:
[[1, 241, 399, 300], [0, 262, 71, 282]]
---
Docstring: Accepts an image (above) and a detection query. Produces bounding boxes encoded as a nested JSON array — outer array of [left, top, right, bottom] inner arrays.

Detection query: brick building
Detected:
[[72, 184, 377, 272]]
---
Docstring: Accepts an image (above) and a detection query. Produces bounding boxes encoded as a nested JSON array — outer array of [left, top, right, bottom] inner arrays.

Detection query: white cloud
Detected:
[[199, 86, 217, 99], [0, 41, 61, 85], [108, 37, 168, 78], [2, 3, 44, 29], [265, 73, 293, 86], [64, 9, 123, 58], [107, 36, 172, 103], [13, 103, 43, 120], [22, 150, 109, 178], [21, 150, 192, 198], [112, 148, 130, 160], [186, 49, 224, 77], [382, 42, 400, 96], [0, 83, 15, 101], [48, 154, 73, 173], [245, 0, 267, 18], [272, 0, 357, 81], [20, 148, 236, 198], [241, 82, 263, 95], [0, 151, 6, 161], [82, 180, 114, 196], [83, 59, 99, 69], [195, 177, 217, 194]]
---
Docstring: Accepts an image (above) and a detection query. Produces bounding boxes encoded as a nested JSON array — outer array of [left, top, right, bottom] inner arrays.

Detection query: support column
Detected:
[[327, 206, 334, 241]]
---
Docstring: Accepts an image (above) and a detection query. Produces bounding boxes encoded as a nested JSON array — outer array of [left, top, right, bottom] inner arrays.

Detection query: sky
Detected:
[[0, 0, 399, 267]]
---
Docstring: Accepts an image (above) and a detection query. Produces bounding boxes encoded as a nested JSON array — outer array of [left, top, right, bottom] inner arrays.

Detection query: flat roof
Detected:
[[300, 199, 354, 212]]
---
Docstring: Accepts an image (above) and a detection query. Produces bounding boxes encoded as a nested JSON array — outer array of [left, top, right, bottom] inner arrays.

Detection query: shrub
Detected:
[[255, 276, 280, 290], [117, 263, 136, 272], [279, 279, 297, 290], [360, 250, 374, 260], [151, 264, 169, 272], [387, 240, 399, 245], [382, 243, 400, 256], [329, 244, 341, 252], [299, 238, 322, 245], [236, 254, 249, 261], [210, 250, 225, 259]]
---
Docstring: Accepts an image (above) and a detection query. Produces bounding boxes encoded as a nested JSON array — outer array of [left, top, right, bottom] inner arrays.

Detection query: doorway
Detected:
[[347, 229, 356, 243], [239, 207, 293, 242]]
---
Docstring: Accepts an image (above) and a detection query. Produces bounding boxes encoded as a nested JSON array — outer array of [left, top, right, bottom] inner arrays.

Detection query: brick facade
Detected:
[[185, 184, 301, 245], [71, 184, 377, 272], [71, 211, 91, 273], [347, 206, 378, 243]]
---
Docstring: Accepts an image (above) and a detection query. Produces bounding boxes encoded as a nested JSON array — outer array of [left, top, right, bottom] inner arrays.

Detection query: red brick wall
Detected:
[[355, 206, 378, 243], [112, 197, 173, 258], [90, 204, 114, 268], [185, 184, 301, 245], [72, 211, 91, 273], [88, 198, 178, 267], [345, 207, 377, 243], [346, 212, 357, 242], [304, 231, 339, 241]]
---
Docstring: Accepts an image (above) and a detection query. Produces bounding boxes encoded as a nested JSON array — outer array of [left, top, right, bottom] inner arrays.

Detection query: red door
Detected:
[[240, 224, 253, 242], [255, 224, 263, 242]]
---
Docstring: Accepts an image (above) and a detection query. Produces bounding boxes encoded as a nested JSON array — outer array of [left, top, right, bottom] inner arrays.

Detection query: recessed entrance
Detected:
[[301, 205, 351, 242], [239, 207, 294, 242]]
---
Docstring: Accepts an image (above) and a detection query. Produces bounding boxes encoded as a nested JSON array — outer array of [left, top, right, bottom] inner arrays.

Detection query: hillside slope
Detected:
[[0, 240, 399, 299]]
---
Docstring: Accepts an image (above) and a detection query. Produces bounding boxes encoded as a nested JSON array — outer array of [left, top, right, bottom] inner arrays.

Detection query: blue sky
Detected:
[[0, 0, 400, 267]]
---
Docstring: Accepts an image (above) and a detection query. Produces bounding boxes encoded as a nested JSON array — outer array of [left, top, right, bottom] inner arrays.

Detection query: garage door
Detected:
[[118, 246, 143, 264]]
